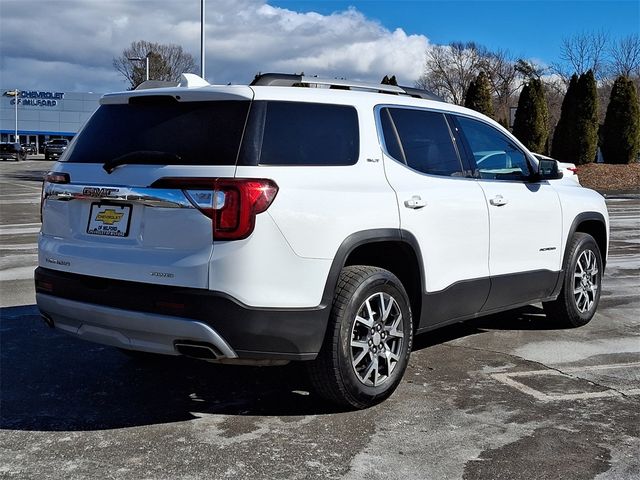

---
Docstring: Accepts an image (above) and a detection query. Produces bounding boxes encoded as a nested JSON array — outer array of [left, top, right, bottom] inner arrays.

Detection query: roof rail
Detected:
[[399, 86, 443, 102], [250, 73, 444, 102]]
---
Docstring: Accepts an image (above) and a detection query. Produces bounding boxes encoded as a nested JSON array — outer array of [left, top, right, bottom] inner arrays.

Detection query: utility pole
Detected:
[[3, 90, 20, 141], [201, 0, 206, 79], [127, 56, 150, 82]]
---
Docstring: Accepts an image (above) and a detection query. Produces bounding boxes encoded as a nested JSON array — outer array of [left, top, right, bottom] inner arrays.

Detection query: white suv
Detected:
[[36, 73, 609, 408]]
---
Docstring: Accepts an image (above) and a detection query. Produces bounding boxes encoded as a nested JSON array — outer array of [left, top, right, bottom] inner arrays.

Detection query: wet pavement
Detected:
[[1, 161, 639, 479]]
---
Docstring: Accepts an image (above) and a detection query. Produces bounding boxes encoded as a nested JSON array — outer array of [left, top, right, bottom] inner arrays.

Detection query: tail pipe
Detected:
[[174, 341, 222, 360]]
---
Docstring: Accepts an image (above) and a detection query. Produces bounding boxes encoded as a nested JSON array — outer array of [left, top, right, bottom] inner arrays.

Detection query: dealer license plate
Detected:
[[87, 203, 132, 237]]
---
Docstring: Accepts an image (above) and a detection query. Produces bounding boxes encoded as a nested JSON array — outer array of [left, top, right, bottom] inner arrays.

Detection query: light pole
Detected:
[[201, 0, 205, 79], [128, 56, 150, 81], [3, 89, 20, 141]]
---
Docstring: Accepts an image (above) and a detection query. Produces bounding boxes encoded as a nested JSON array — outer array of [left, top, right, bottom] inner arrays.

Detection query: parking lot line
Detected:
[[492, 362, 640, 401], [0, 226, 41, 236]]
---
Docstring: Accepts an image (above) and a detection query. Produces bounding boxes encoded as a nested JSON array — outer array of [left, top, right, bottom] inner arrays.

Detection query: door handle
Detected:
[[404, 195, 427, 209], [489, 195, 508, 207]]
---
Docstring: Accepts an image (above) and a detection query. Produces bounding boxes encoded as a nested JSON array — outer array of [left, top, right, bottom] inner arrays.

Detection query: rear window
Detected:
[[51, 139, 68, 145], [253, 101, 359, 166], [380, 107, 463, 176], [63, 99, 250, 166]]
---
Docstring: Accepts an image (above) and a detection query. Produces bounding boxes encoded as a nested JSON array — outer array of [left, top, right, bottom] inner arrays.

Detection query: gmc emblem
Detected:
[[82, 187, 119, 197]]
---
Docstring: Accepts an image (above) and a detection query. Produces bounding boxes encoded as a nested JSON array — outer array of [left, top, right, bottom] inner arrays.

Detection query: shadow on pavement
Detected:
[[3, 169, 48, 182], [412, 304, 565, 352], [1, 303, 562, 432], [0, 305, 346, 432]]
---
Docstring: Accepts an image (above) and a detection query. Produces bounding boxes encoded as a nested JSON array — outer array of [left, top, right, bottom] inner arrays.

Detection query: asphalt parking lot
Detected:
[[1, 160, 638, 480]]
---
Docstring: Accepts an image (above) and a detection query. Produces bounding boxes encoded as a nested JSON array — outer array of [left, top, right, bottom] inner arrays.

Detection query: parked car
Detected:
[[44, 139, 69, 161], [21, 143, 36, 155], [533, 153, 580, 184], [0, 142, 27, 161], [36, 72, 609, 408]]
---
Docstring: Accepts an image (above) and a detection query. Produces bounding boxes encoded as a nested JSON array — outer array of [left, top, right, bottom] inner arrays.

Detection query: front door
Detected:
[[454, 115, 562, 311]]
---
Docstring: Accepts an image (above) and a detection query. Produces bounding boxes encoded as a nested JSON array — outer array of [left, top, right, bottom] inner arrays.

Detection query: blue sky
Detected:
[[271, 0, 640, 66]]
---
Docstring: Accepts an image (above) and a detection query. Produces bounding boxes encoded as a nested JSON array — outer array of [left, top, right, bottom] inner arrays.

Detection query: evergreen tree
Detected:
[[512, 78, 549, 153], [573, 70, 599, 164], [381, 75, 398, 86], [602, 76, 640, 164], [464, 80, 477, 108], [464, 71, 494, 118], [551, 74, 579, 162]]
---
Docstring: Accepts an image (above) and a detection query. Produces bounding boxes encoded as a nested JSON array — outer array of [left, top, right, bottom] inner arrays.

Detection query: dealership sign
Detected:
[[4, 90, 65, 107]]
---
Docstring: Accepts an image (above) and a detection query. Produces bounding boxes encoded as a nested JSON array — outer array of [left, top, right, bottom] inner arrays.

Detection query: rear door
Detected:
[[39, 87, 253, 289], [378, 106, 490, 328]]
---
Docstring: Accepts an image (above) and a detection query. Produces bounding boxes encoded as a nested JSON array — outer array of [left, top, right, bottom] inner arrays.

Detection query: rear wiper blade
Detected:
[[103, 151, 182, 174]]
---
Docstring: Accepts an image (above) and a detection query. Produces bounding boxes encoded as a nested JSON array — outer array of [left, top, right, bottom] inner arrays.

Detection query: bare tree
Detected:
[[480, 49, 520, 122], [555, 31, 609, 80], [609, 33, 640, 78], [416, 42, 485, 105], [113, 40, 198, 89]]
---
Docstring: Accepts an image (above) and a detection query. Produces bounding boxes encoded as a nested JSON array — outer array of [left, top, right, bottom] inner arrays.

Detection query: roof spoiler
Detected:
[[250, 73, 445, 102], [135, 73, 210, 90]]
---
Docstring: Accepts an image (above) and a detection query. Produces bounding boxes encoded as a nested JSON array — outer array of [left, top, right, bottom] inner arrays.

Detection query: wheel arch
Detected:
[[565, 212, 608, 270], [321, 229, 425, 331]]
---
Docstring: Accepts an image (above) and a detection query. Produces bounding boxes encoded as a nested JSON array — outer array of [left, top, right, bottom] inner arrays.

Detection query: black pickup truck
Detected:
[[44, 139, 69, 160]]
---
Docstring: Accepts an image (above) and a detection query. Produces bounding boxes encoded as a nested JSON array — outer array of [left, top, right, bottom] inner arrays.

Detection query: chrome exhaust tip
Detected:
[[174, 341, 221, 360]]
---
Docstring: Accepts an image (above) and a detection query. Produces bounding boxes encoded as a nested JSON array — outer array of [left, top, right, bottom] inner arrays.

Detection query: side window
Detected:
[[456, 116, 531, 180], [258, 102, 359, 166], [381, 108, 464, 177]]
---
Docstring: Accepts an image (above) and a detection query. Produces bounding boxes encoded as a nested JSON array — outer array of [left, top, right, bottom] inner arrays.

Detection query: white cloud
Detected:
[[0, 0, 430, 92]]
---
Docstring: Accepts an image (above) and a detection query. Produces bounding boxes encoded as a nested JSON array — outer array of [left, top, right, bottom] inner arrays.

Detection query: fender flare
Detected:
[[551, 211, 607, 298], [319, 228, 425, 308]]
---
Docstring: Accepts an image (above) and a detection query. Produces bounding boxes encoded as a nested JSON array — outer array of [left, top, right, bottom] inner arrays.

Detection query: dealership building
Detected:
[[1, 88, 102, 151]]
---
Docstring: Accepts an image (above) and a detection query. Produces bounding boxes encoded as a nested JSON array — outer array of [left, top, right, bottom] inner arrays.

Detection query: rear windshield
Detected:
[[63, 99, 250, 166], [51, 139, 68, 145]]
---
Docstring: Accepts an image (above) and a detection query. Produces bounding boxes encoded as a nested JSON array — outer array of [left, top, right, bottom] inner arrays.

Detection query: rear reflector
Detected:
[[151, 177, 278, 240]]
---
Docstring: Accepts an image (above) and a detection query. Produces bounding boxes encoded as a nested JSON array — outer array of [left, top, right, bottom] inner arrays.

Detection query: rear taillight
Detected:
[[568, 167, 578, 175], [151, 178, 278, 240], [41, 172, 70, 221]]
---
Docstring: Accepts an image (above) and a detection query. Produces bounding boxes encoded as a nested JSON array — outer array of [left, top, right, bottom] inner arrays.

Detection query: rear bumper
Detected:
[[35, 267, 329, 360], [37, 293, 238, 358]]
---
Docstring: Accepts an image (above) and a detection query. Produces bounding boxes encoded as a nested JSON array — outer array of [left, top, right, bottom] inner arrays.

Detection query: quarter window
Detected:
[[258, 102, 359, 166], [456, 116, 531, 180], [380, 108, 463, 176]]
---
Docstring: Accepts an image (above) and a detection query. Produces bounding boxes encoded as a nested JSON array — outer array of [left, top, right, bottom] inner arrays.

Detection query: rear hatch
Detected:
[[39, 86, 254, 289]]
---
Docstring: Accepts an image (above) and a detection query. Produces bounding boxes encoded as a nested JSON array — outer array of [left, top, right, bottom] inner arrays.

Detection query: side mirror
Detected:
[[536, 158, 563, 181]]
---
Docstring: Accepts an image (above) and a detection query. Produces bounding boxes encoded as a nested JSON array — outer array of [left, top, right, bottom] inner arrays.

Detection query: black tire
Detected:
[[308, 265, 413, 409], [543, 232, 603, 327]]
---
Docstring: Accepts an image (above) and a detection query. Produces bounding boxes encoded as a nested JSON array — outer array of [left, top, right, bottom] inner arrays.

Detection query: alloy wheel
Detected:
[[350, 292, 404, 387]]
